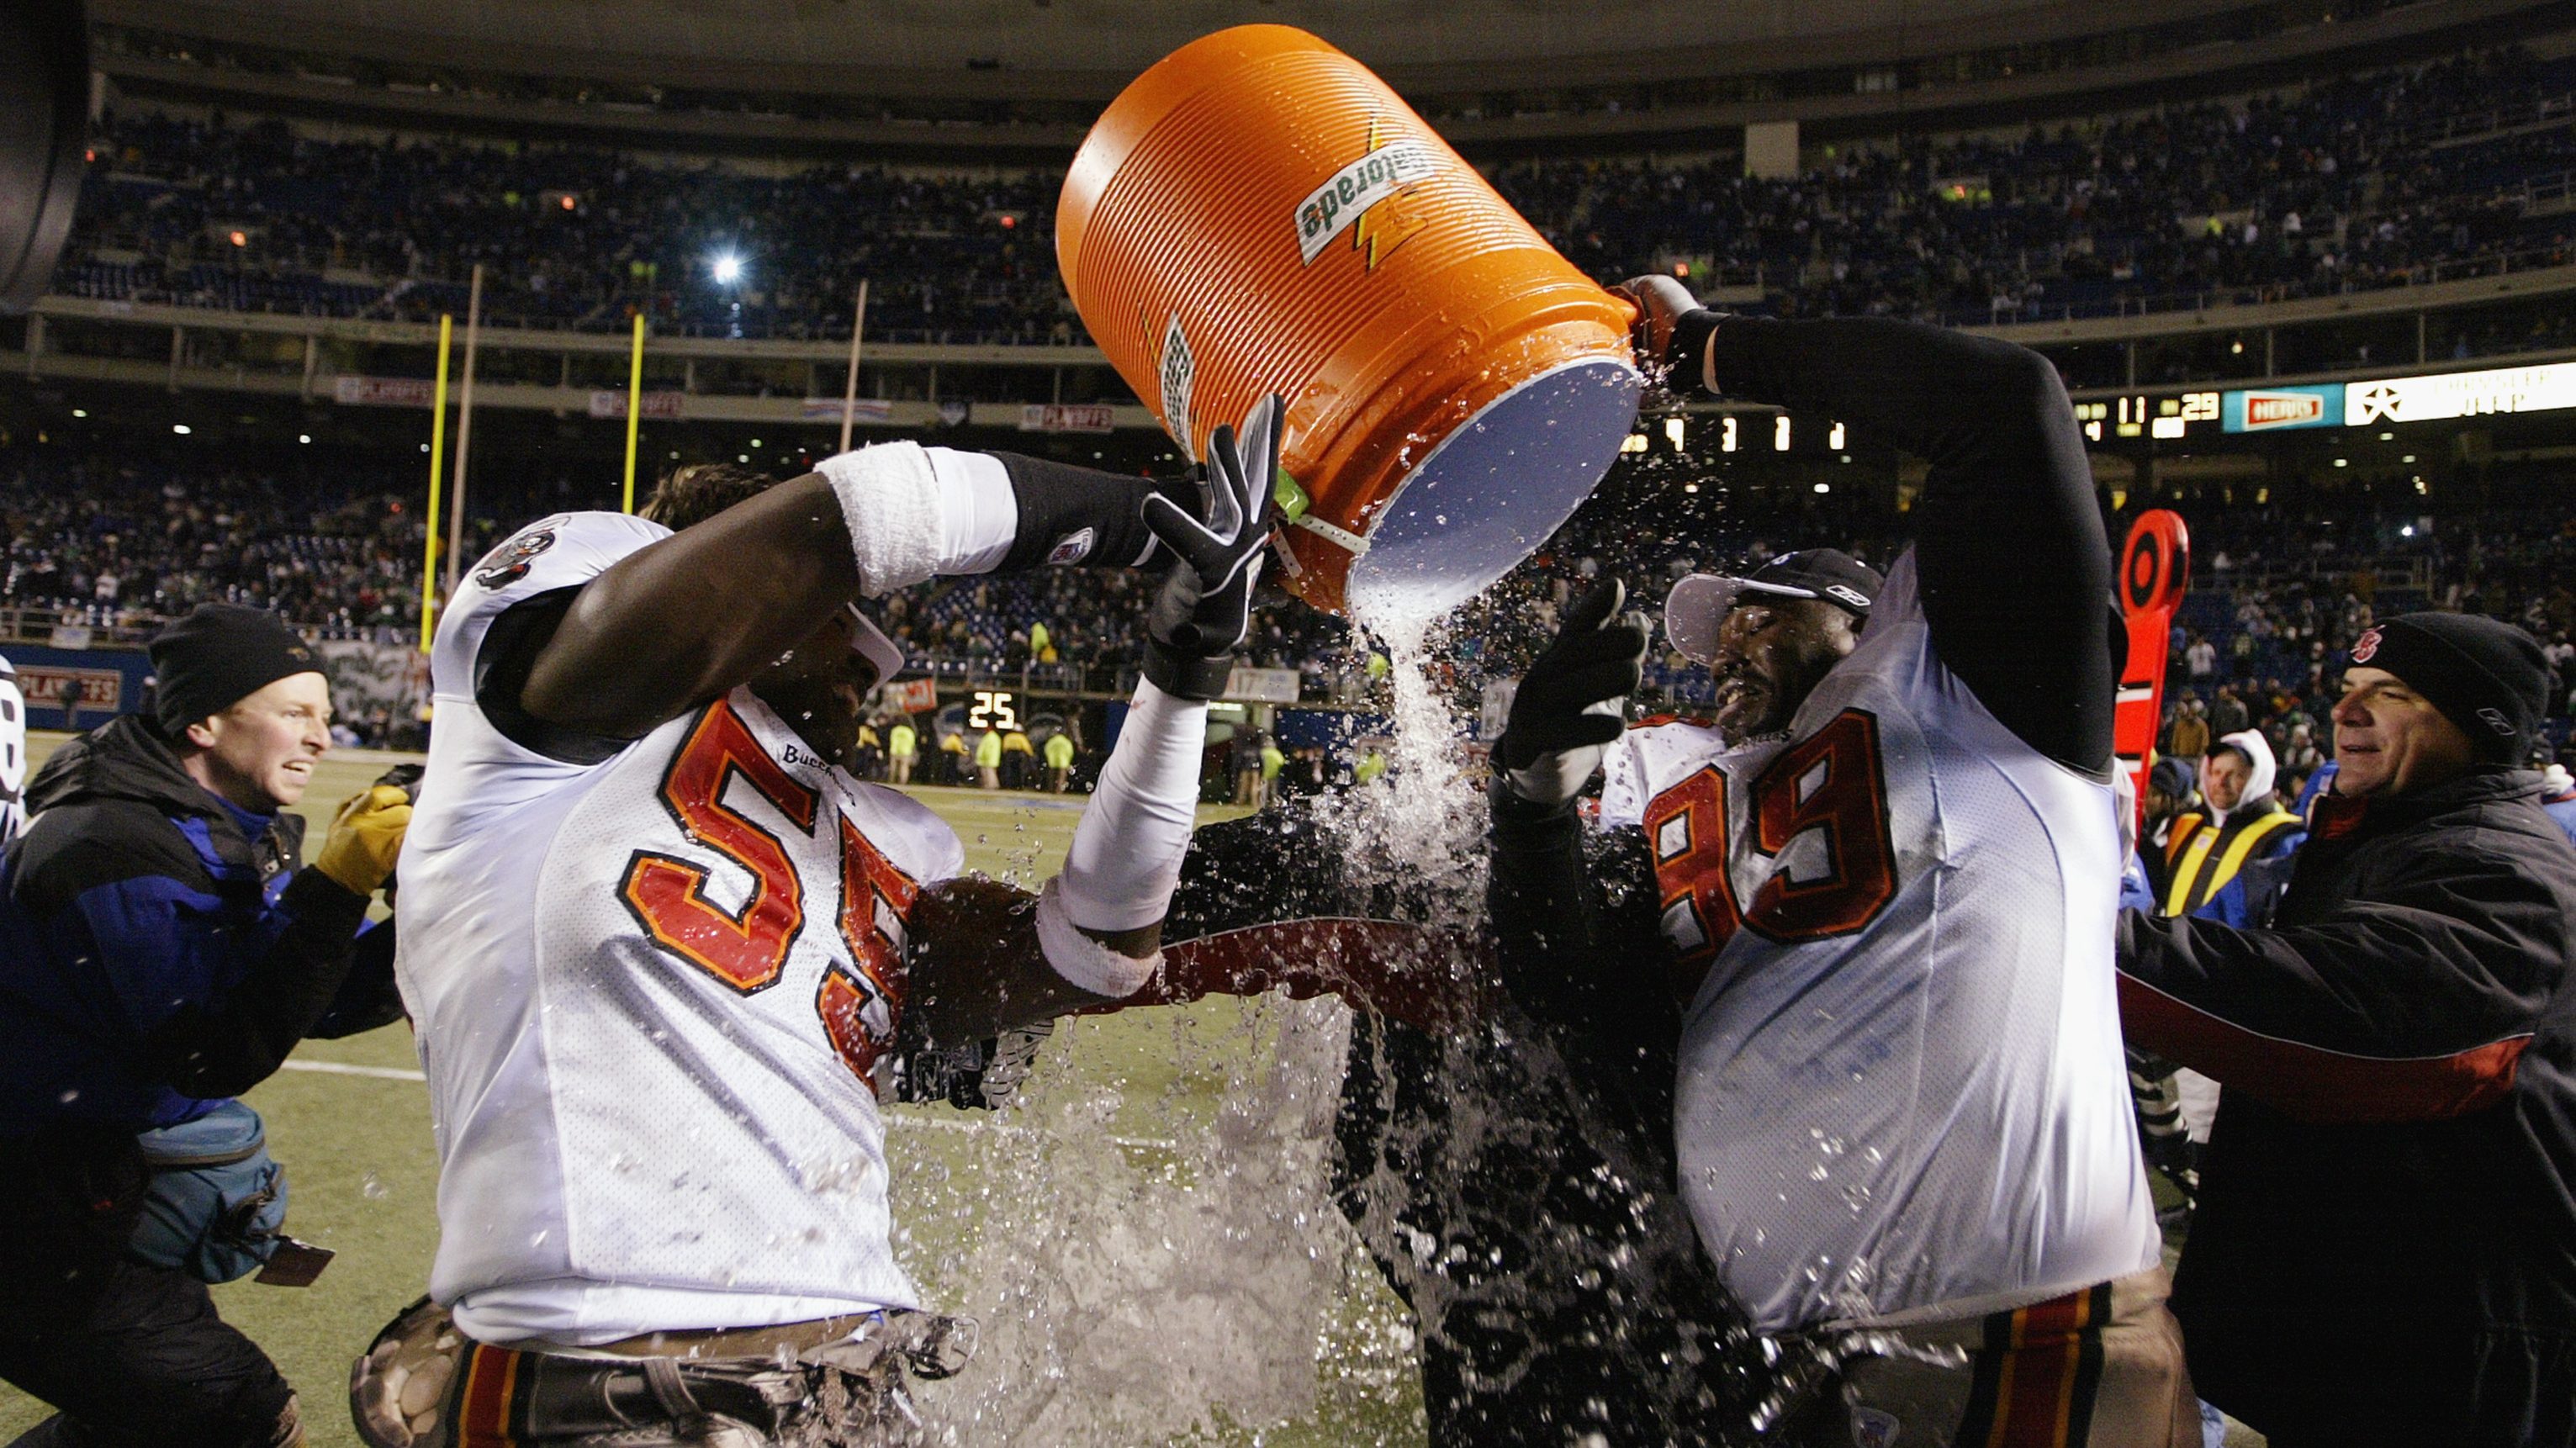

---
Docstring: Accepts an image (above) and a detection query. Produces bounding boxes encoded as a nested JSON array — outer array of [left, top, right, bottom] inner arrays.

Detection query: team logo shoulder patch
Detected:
[[2351, 626, 2382, 663], [472, 515, 569, 590], [1046, 527, 1097, 566]]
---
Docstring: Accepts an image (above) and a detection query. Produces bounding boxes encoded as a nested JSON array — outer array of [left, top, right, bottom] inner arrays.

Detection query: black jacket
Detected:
[[0, 715, 369, 1132], [2119, 767, 2576, 1446]]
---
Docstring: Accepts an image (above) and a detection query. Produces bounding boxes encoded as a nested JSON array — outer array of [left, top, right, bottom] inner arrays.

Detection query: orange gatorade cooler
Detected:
[[1058, 24, 1642, 618]]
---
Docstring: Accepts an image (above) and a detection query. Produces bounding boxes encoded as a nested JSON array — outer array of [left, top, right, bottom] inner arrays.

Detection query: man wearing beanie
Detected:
[[0, 603, 410, 1446], [2117, 610, 2576, 1447]]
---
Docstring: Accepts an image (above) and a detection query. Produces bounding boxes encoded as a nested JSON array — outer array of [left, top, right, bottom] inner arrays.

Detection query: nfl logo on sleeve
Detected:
[[1046, 528, 1097, 566]]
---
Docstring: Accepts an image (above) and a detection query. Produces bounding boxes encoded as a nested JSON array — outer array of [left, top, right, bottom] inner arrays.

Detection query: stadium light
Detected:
[[299, 433, 312, 444], [1812, 482, 1830, 494], [711, 252, 745, 285], [171, 423, 189, 435], [69, 408, 83, 418]]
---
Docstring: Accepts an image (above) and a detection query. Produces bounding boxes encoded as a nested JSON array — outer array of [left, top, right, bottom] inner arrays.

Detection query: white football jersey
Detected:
[[1600, 552, 2158, 1334], [399, 512, 965, 1345], [0, 655, 24, 849]]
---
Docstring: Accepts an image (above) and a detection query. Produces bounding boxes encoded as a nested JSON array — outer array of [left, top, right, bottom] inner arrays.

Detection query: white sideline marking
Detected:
[[283, 1058, 426, 1081], [278, 1059, 1182, 1151]]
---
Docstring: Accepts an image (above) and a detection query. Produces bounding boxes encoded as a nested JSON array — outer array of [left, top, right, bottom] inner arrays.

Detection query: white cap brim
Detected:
[[846, 605, 905, 688], [1663, 573, 1821, 665]]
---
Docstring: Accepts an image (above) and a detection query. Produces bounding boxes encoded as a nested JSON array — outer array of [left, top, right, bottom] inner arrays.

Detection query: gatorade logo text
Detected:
[[1295, 135, 1437, 266]]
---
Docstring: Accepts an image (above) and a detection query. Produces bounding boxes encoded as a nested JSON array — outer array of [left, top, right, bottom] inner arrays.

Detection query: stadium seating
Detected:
[[52, 45, 2576, 343]]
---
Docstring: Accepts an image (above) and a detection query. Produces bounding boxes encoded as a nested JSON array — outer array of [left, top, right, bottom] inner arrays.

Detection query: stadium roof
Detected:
[[94, 0, 2260, 97]]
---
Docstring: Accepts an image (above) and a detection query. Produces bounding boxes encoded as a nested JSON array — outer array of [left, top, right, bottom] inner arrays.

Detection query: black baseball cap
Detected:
[[1664, 550, 1883, 665]]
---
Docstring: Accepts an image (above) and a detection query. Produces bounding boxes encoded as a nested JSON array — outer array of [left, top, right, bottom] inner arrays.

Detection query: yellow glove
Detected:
[[313, 784, 413, 896]]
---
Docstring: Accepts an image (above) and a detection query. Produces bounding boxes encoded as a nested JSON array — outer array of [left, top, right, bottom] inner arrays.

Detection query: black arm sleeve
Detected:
[[473, 587, 637, 765], [990, 453, 1198, 573], [1703, 317, 2115, 770], [142, 869, 372, 1098], [1487, 787, 1682, 1116]]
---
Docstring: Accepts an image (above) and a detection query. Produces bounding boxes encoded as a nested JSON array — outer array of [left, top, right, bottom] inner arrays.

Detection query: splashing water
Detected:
[[895, 581, 1759, 1444]]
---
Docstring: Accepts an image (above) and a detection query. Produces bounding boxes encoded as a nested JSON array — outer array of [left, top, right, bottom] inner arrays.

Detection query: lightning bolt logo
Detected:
[[1351, 119, 1428, 272]]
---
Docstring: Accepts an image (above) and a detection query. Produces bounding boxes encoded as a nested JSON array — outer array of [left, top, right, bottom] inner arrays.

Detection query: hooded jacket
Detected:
[[2118, 767, 2576, 1445], [2159, 728, 2304, 925], [0, 714, 368, 1134]]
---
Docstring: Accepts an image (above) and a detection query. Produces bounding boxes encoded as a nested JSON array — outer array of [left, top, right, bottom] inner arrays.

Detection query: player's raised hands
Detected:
[[1139, 394, 1282, 700], [1496, 576, 1649, 809], [1608, 273, 1710, 390]]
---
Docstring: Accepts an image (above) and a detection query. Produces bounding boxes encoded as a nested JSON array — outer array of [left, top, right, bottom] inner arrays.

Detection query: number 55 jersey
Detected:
[[1599, 554, 2160, 1335], [397, 511, 965, 1345]]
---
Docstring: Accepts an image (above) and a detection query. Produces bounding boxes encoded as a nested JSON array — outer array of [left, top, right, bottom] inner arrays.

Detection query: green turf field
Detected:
[[0, 737, 1428, 1445]]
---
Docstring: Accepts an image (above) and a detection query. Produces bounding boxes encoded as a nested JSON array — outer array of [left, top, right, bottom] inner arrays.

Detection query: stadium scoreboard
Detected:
[[2073, 358, 2576, 443], [2074, 392, 2221, 442]]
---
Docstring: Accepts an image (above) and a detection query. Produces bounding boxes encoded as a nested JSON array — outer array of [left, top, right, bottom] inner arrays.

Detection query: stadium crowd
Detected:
[[47, 47, 2576, 346], [7, 442, 2572, 774]]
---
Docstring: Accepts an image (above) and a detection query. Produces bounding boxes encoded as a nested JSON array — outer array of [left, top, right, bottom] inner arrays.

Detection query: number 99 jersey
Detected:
[[399, 512, 965, 1346], [1599, 553, 2159, 1335]]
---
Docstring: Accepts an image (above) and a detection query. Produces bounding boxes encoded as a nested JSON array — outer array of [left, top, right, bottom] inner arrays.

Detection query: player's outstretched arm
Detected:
[[520, 447, 1198, 743], [1620, 279, 2113, 772], [906, 402, 1280, 1043], [906, 808, 1478, 1046]]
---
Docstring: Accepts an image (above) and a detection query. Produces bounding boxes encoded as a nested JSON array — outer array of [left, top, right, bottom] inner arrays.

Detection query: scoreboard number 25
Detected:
[[968, 690, 1018, 732]]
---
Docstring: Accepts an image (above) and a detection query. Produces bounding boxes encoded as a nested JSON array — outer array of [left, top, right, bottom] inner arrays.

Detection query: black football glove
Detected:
[[1607, 274, 1723, 394], [1139, 394, 1281, 701], [1495, 577, 1648, 809]]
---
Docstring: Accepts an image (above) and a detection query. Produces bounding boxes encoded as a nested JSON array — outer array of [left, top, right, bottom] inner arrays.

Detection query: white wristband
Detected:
[[1056, 678, 1206, 933], [923, 447, 1018, 575], [1034, 878, 1158, 998], [817, 442, 1020, 595]]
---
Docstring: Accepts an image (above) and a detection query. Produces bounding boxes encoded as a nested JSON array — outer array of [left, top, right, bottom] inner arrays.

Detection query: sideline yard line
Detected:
[[278, 1059, 1182, 1151], [283, 1058, 426, 1081]]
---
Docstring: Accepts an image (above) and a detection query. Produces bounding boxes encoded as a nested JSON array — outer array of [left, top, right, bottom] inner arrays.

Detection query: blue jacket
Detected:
[[0, 715, 369, 1134]]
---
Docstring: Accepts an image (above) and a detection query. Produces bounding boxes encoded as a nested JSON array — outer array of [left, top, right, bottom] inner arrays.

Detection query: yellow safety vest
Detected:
[[2161, 806, 2302, 917]]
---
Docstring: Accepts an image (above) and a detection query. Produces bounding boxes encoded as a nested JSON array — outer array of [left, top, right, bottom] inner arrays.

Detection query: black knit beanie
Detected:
[[2346, 613, 2549, 766], [149, 604, 322, 737]]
